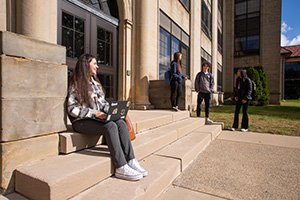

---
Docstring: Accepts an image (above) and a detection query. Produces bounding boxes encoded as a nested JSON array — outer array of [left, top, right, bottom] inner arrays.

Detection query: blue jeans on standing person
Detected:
[[197, 92, 211, 118]]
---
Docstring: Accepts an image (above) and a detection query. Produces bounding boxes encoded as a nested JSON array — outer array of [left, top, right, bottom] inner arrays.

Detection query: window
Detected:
[[159, 11, 190, 80], [217, 63, 223, 91], [77, 0, 119, 19], [284, 61, 300, 99], [180, 0, 190, 10], [202, 0, 212, 39], [97, 27, 113, 66], [217, 0, 223, 53], [159, 28, 171, 80], [97, 74, 113, 99], [62, 11, 85, 59], [234, 0, 260, 56]]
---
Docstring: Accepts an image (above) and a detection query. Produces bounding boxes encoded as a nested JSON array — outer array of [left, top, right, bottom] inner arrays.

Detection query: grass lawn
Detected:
[[191, 99, 300, 136]]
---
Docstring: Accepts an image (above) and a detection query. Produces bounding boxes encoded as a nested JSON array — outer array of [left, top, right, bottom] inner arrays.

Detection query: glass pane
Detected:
[[62, 28, 74, 58], [97, 74, 113, 99], [181, 45, 188, 76], [247, 35, 259, 50], [105, 31, 112, 43], [247, 17, 260, 31], [97, 40, 105, 64], [75, 32, 84, 59], [75, 17, 84, 33], [248, 0, 260, 13], [62, 12, 73, 28], [159, 28, 171, 80], [97, 27, 105, 40], [171, 36, 180, 58], [105, 44, 111, 66], [235, 2, 246, 16]]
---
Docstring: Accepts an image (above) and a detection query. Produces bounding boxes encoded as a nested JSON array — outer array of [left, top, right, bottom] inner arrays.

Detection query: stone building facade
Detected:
[[224, 0, 282, 104], [0, 0, 281, 194]]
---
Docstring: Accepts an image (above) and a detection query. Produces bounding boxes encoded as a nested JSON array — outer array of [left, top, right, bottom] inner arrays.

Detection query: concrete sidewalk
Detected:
[[158, 131, 300, 200]]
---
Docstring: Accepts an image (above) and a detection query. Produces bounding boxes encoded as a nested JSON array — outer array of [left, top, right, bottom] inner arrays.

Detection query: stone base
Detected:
[[1, 134, 59, 194]]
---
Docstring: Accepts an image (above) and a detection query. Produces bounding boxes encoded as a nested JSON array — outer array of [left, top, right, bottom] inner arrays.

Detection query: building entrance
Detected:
[[58, 0, 119, 101]]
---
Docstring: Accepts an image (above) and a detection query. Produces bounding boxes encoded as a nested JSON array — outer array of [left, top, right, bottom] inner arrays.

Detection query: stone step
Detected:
[[59, 110, 190, 154], [69, 125, 222, 200], [15, 117, 205, 200]]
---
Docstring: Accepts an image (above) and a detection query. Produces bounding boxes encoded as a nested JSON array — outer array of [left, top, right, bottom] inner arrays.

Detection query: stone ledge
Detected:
[[0, 31, 66, 64]]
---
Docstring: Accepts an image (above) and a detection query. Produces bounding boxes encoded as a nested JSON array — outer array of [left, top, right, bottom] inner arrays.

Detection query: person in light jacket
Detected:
[[67, 54, 147, 181], [195, 61, 215, 124]]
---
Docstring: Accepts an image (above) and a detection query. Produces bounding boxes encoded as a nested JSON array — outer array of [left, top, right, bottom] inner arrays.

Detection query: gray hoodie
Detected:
[[194, 72, 214, 93]]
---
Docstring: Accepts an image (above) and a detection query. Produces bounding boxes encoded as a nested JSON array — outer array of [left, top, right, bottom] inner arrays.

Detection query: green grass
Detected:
[[192, 99, 300, 136]]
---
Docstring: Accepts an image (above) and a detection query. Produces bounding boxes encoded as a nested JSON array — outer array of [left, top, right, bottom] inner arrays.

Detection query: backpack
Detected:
[[164, 68, 172, 85], [250, 79, 256, 98]]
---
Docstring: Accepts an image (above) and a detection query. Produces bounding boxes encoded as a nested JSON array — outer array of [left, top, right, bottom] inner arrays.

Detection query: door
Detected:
[[58, 0, 118, 101]]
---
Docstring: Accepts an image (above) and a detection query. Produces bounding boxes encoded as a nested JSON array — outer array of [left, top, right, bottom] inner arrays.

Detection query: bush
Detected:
[[247, 66, 270, 106], [257, 66, 270, 106]]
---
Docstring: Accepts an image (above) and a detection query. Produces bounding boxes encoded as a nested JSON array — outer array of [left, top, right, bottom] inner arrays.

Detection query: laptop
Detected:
[[93, 100, 131, 122]]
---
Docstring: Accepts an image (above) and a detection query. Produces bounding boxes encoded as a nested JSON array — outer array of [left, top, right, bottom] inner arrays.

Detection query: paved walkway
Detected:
[[158, 131, 300, 200]]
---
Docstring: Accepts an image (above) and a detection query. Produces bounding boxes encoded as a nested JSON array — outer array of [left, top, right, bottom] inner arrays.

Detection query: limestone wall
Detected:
[[0, 31, 67, 193]]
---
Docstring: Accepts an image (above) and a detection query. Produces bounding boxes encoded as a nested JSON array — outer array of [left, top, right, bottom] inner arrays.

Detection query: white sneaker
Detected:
[[231, 128, 236, 131], [115, 164, 143, 181], [241, 128, 248, 132], [128, 159, 148, 177], [206, 118, 213, 124]]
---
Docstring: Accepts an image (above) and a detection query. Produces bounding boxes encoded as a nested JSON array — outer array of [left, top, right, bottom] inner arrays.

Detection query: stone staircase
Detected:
[[7, 110, 223, 200]]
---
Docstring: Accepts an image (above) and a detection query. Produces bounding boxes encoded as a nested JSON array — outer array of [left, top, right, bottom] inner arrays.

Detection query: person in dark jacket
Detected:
[[194, 61, 215, 124], [232, 69, 252, 132], [170, 52, 187, 111]]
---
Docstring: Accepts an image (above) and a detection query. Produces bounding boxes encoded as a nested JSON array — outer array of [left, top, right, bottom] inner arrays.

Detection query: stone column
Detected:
[[190, 0, 201, 111], [133, 0, 158, 109], [0, 0, 6, 31], [211, 0, 218, 92], [224, 0, 235, 97], [15, 0, 57, 43]]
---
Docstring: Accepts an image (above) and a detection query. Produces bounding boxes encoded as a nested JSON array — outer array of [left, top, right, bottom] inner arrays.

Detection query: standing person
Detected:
[[231, 69, 252, 132], [195, 61, 215, 124], [170, 52, 188, 111], [67, 54, 147, 181]]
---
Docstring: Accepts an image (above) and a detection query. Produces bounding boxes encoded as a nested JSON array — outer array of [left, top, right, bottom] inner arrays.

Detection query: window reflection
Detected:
[[97, 27, 113, 66]]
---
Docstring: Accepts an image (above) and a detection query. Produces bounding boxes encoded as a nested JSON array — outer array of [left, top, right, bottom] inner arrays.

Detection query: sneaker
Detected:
[[231, 128, 236, 131], [241, 128, 248, 132], [128, 159, 148, 177], [172, 107, 177, 111], [176, 106, 181, 112], [206, 118, 213, 124], [115, 164, 143, 181]]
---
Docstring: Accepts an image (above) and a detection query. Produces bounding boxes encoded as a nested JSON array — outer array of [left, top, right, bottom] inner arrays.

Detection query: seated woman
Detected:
[[67, 54, 147, 181]]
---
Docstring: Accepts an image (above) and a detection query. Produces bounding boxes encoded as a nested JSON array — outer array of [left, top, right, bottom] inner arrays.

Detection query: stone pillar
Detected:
[[15, 0, 57, 43], [133, 0, 157, 109], [0, 0, 6, 31], [190, 0, 201, 111], [224, 0, 235, 97], [117, 0, 134, 101], [211, 0, 218, 92]]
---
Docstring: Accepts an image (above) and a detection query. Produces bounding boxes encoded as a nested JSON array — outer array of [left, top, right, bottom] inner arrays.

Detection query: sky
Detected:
[[281, 0, 300, 46]]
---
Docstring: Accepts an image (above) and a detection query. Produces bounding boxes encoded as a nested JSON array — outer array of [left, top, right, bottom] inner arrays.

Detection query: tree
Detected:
[[257, 66, 270, 106], [247, 67, 261, 106]]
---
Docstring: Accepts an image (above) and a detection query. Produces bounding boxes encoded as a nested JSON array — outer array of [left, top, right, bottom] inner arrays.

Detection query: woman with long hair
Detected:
[[67, 54, 147, 181], [170, 52, 187, 111], [232, 68, 252, 132]]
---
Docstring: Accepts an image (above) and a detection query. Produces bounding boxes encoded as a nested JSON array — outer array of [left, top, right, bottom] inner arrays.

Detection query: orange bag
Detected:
[[125, 115, 136, 141]]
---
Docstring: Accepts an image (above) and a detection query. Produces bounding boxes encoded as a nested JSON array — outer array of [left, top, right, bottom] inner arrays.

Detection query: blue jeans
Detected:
[[197, 92, 211, 118]]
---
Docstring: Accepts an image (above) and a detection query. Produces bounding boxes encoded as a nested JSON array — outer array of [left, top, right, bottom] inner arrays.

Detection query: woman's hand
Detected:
[[235, 97, 238, 101], [96, 112, 107, 119], [242, 99, 247, 104]]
